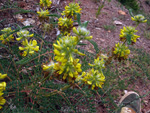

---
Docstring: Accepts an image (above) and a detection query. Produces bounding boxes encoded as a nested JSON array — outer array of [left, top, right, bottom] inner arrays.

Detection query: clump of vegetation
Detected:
[[103, 24, 116, 31], [0, 0, 149, 112], [118, 0, 140, 11]]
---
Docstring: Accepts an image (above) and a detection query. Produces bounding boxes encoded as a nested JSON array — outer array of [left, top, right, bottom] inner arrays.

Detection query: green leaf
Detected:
[[126, 34, 132, 45], [78, 42, 87, 46], [128, 9, 134, 17], [77, 13, 81, 25], [47, 14, 60, 18], [15, 48, 47, 65], [14, 8, 35, 15], [81, 21, 89, 28], [34, 33, 44, 40], [22, 25, 33, 29], [96, 4, 104, 18], [16, 53, 39, 65], [88, 40, 99, 53]]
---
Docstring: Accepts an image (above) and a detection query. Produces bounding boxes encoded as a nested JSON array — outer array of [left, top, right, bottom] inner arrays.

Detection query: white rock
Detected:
[[114, 20, 123, 25], [22, 18, 35, 26]]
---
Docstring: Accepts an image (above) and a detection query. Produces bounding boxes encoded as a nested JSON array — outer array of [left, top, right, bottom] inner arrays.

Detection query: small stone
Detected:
[[124, 90, 128, 94], [114, 20, 123, 25], [22, 18, 35, 26], [118, 10, 126, 15]]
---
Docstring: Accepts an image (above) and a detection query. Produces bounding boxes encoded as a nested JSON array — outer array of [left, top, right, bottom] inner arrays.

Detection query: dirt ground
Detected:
[[0, 0, 150, 112]]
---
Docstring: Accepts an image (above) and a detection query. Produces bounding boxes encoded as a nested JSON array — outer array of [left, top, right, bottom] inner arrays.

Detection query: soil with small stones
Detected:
[[0, 0, 150, 112]]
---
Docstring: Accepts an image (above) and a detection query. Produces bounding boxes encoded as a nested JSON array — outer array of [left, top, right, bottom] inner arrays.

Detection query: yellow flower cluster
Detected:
[[16, 30, 34, 41], [19, 39, 39, 57], [89, 57, 105, 70], [58, 17, 73, 35], [54, 58, 82, 82], [61, 3, 81, 19], [73, 26, 93, 40], [119, 26, 140, 43], [131, 14, 147, 24], [53, 36, 84, 62], [0, 73, 7, 80], [77, 57, 106, 89], [40, 0, 52, 8], [0, 27, 14, 44], [42, 60, 56, 72], [37, 9, 49, 19], [0, 73, 7, 109], [52, 36, 84, 82], [77, 69, 105, 90], [113, 43, 130, 60]]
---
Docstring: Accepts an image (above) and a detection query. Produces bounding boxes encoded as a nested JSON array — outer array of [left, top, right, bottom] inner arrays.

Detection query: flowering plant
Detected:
[[0, 1, 147, 112]]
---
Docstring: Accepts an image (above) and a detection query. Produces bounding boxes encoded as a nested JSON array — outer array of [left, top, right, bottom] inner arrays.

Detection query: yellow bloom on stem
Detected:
[[52, 35, 84, 82], [73, 26, 93, 40], [58, 17, 73, 35], [53, 35, 84, 62], [119, 26, 140, 44], [0, 27, 14, 44], [42, 60, 59, 73], [61, 3, 81, 19], [56, 58, 82, 82], [131, 14, 147, 24], [40, 0, 52, 8], [0, 96, 6, 109], [43, 61, 54, 71], [0, 82, 6, 91], [37, 9, 49, 18], [76, 68, 105, 90], [19, 39, 39, 56], [113, 43, 130, 60], [0, 73, 7, 80], [89, 57, 105, 71], [16, 30, 34, 41]]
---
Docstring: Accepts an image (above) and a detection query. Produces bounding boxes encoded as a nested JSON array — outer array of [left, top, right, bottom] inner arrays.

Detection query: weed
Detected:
[[144, 31, 150, 40], [103, 24, 116, 31]]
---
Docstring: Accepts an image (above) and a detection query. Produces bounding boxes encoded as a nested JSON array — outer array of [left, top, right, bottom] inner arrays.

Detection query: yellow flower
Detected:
[[40, 0, 52, 8], [58, 17, 73, 35], [0, 73, 7, 80], [37, 9, 49, 18], [119, 26, 140, 44], [0, 82, 6, 91], [0, 96, 6, 109], [73, 26, 93, 40], [52, 35, 84, 82], [42, 60, 57, 73], [19, 39, 39, 56], [53, 35, 84, 62], [56, 58, 82, 82], [16, 30, 34, 41], [0, 27, 14, 44], [113, 43, 130, 60], [76, 68, 105, 90], [89, 57, 105, 71], [131, 14, 147, 24], [61, 3, 81, 19]]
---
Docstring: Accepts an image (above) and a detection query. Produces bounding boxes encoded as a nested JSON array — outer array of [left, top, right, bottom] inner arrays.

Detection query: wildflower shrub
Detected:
[[0, 1, 148, 112]]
